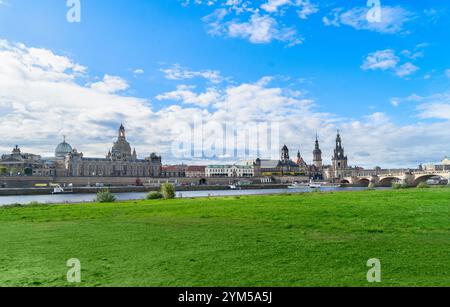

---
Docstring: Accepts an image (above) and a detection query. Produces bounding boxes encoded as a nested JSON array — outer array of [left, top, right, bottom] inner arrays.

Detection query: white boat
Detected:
[[288, 183, 307, 189], [51, 184, 73, 194], [309, 183, 322, 189]]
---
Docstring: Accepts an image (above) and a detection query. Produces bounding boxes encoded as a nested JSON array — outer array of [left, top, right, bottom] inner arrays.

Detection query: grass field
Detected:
[[0, 188, 449, 287]]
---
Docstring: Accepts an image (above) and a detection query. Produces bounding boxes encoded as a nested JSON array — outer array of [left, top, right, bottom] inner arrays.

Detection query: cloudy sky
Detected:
[[0, 0, 449, 168]]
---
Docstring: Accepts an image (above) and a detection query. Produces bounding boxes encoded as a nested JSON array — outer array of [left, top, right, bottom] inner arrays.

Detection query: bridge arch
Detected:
[[356, 178, 370, 187], [414, 174, 448, 186], [379, 177, 402, 187]]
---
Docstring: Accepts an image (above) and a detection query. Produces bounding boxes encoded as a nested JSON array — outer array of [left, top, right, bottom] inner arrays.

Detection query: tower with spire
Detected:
[[281, 145, 290, 163], [332, 130, 348, 170], [313, 134, 323, 168]]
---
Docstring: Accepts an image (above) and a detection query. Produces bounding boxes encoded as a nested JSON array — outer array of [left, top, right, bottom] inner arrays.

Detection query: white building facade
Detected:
[[205, 165, 254, 178]]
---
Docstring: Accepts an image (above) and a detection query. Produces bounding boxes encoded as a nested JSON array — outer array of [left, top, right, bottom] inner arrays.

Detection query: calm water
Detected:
[[0, 187, 377, 207]]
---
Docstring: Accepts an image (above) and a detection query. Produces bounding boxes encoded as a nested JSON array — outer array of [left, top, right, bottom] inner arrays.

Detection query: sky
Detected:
[[0, 0, 449, 168]]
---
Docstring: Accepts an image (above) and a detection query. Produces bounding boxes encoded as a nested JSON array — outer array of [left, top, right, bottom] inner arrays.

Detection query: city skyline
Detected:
[[0, 0, 449, 168]]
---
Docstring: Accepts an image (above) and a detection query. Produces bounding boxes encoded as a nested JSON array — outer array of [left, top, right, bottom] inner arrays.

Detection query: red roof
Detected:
[[187, 166, 206, 172]]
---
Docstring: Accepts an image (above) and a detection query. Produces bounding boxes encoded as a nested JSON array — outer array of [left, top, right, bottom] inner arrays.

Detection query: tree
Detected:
[[96, 189, 116, 203], [161, 183, 176, 199], [24, 168, 33, 176]]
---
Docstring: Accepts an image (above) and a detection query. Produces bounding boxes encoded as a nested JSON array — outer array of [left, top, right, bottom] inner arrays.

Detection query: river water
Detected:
[[0, 187, 378, 207]]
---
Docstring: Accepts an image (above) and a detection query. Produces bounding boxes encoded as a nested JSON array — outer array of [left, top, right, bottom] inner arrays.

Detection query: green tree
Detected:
[[161, 183, 176, 199], [96, 189, 116, 203]]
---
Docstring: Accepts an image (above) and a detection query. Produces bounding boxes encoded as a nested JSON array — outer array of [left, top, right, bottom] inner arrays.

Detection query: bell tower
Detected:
[[281, 145, 290, 163], [313, 135, 323, 168], [332, 130, 348, 170]]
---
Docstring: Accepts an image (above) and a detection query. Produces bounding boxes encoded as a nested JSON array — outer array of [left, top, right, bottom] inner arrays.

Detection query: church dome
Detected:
[[55, 137, 73, 159]]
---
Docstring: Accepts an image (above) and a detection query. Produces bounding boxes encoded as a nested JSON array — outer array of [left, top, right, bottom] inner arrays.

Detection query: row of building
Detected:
[[0, 124, 361, 181]]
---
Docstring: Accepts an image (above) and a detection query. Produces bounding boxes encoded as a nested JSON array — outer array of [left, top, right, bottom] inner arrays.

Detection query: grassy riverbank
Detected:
[[0, 188, 449, 287]]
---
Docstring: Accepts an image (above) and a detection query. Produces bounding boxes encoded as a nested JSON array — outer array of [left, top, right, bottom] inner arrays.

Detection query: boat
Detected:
[[288, 183, 307, 189], [309, 183, 322, 189], [229, 185, 238, 190], [51, 184, 73, 194]]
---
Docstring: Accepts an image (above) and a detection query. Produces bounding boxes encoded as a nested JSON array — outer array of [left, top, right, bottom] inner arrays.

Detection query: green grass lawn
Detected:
[[0, 189, 449, 287]]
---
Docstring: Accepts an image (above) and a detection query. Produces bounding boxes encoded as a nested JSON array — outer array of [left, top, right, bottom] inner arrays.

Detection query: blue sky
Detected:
[[0, 0, 449, 167]]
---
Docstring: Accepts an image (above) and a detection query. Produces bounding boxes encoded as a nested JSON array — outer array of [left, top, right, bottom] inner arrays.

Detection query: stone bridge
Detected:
[[342, 170, 450, 187]]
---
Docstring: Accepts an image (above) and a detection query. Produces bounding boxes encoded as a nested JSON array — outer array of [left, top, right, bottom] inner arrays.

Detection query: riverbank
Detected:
[[1, 188, 449, 286], [0, 184, 290, 196], [0, 186, 372, 207]]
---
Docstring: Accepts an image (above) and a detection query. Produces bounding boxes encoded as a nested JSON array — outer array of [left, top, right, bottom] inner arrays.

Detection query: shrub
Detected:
[[161, 183, 176, 199], [96, 189, 116, 203], [417, 182, 430, 189], [392, 183, 403, 190], [368, 183, 376, 190], [147, 191, 163, 200]]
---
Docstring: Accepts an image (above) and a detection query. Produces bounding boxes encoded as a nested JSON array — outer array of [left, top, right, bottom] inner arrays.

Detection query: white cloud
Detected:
[[296, 0, 319, 19], [411, 92, 450, 120], [361, 49, 420, 78], [323, 6, 414, 34], [161, 64, 222, 84], [395, 62, 419, 78], [227, 13, 301, 46], [1, 39, 450, 168], [261, 0, 291, 13], [361, 49, 399, 71], [156, 85, 220, 107], [198, 0, 315, 47], [260, 0, 318, 19], [133, 68, 144, 75], [90, 75, 129, 94]]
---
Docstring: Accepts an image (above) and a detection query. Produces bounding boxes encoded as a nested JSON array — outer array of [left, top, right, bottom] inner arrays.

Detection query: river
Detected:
[[0, 186, 382, 207]]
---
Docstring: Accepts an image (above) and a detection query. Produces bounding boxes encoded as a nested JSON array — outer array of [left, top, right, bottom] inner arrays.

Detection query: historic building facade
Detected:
[[0, 146, 56, 177], [64, 125, 162, 177], [206, 164, 254, 178], [254, 145, 308, 176]]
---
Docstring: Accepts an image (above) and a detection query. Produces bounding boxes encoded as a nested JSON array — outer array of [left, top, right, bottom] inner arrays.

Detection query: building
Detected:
[[310, 136, 324, 180], [64, 125, 162, 177], [422, 157, 450, 171], [254, 145, 307, 176], [0, 145, 55, 177], [332, 131, 348, 170], [313, 135, 323, 168], [186, 166, 206, 178], [206, 165, 254, 178], [162, 165, 187, 178], [325, 131, 359, 180]]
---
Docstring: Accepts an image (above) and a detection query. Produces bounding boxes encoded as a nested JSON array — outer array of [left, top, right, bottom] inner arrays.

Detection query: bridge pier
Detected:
[[402, 174, 415, 187]]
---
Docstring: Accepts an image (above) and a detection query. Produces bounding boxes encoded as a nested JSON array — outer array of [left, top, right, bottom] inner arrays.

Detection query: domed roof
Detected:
[[55, 137, 73, 159]]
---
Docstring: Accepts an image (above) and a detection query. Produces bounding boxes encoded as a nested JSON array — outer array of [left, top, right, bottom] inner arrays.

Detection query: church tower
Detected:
[[332, 131, 348, 170], [281, 145, 290, 163], [313, 135, 323, 168]]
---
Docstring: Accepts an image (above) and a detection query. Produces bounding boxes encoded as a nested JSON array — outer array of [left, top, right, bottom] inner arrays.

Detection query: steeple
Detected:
[[313, 135, 322, 168], [332, 130, 348, 170], [281, 145, 290, 162], [119, 124, 126, 139]]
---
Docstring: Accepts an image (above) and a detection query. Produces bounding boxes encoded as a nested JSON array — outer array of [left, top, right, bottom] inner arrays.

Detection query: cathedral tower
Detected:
[[281, 145, 290, 163], [313, 135, 323, 168], [332, 131, 348, 170]]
